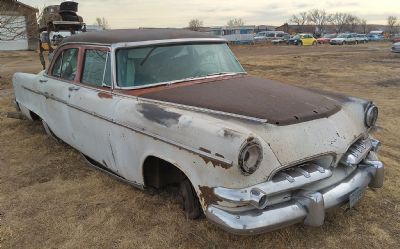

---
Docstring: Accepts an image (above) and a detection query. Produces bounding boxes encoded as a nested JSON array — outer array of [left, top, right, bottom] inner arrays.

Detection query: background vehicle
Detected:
[[391, 36, 400, 43], [271, 33, 290, 45], [288, 34, 317, 46], [330, 33, 357, 45], [254, 31, 285, 43], [392, 42, 400, 53], [367, 34, 384, 41], [38, 1, 84, 32], [317, 34, 336, 44], [355, 34, 369, 44]]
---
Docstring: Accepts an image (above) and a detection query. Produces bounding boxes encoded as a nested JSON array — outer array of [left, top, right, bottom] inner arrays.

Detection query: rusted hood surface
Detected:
[[139, 76, 341, 125]]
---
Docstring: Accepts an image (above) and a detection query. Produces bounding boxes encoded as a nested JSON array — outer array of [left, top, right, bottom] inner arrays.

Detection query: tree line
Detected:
[[290, 9, 399, 35]]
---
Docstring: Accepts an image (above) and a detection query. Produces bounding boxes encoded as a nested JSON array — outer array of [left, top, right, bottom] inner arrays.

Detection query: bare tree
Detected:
[[188, 19, 203, 31], [346, 15, 360, 33], [360, 19, 368, 34], [330, 12, 350, 33], [307, 9, 331, 34], [387, 16, 398, 35], [227, 18, 245, 27], [289, 12, 308, 33], [0, 1, 38, 41], [95, 17, 109, 30]]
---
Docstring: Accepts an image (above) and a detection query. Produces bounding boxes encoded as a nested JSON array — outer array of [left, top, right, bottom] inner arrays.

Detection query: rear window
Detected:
[[81, 49, 112, 87]]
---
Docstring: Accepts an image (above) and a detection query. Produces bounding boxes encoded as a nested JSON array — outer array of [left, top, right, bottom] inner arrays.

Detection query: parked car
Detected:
[[391, 36, 400, 43], [317, 34, 336, 44], [367, 34, 384, 41], [254, 31, 285, 43], [392, 42, 400, 53], [355, 34, 369, 44], [330, 33, 357, 45], [288, 33, 317, 46], [38, 1, 84, 32], [271, 33, 290, 45], [12, 29, 384, 235]]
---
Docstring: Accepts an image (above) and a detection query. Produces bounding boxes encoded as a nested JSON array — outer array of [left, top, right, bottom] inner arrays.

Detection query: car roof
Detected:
[[61, 29, 221, 45]]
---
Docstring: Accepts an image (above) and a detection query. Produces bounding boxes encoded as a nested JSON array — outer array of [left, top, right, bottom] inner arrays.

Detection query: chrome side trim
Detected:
[[22, 86, 233, 166]]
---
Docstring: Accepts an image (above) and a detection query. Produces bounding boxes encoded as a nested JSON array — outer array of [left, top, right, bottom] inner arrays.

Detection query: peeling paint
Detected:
[[198, 153, 231, 169], [198, 185, 222, 206], [98, 92, 113, 99]]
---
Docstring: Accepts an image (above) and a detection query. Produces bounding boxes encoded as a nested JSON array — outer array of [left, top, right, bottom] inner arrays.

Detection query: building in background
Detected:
[[0, 0, 39, 50]]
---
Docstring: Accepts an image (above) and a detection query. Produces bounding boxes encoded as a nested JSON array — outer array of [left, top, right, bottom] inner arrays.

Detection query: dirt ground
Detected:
[[0, 43, 399, 249]]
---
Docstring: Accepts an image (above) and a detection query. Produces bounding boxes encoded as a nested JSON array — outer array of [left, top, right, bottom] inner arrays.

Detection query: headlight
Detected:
[[365, 104, 378, 128], [239, 138, 263, 175]]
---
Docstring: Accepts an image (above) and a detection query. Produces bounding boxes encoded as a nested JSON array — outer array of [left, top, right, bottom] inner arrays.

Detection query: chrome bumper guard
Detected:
[[205, 159, 384, 235]]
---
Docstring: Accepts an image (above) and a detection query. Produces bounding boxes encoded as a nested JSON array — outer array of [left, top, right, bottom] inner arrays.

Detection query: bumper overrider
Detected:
[[205, 139, 384, 235]]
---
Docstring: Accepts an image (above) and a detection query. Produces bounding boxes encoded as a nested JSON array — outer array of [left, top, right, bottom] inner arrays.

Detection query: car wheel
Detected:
[[179, 178, 202, 219], [298, 41, 303, 46]]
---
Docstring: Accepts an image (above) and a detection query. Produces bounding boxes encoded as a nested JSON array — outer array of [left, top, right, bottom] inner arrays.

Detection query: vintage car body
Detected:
[[38, 1, 84, 32], [12, 29, 384, 235]]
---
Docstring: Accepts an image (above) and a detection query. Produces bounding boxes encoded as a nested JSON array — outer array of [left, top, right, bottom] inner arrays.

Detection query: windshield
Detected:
[[116, 43, 245, 88]]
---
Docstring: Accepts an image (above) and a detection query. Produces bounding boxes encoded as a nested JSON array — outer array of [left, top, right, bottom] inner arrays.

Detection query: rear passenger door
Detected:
[[67, 46, 121, 173]]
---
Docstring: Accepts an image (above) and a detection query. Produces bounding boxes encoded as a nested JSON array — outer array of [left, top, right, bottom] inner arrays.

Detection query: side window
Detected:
[[51, 53, 63, 77], [51, 48, 78, 81], [82, 49, 111, 87]]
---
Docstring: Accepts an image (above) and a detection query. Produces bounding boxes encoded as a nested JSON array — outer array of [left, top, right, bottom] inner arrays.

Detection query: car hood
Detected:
[[138, 75, 341, 126]]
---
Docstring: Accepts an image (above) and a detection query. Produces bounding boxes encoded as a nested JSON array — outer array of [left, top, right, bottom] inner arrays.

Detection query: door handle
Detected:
[[68, 86, 80, 91], [39, 78, 48, 83]]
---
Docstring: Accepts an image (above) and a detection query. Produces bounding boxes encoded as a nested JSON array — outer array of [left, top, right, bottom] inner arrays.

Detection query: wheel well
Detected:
[[29, 111, 41, 121], [143, 156, 186, 189]]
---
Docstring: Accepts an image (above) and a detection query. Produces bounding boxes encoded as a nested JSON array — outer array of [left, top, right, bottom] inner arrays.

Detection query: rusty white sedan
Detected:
[[12, 29, 384, 234]]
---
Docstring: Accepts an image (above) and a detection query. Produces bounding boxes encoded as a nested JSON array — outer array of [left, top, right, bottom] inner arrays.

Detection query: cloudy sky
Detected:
[[20, 0, 400, 28]]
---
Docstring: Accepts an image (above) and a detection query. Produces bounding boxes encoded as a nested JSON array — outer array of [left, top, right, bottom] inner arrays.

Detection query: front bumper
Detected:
[[205, 158, 384, 235]]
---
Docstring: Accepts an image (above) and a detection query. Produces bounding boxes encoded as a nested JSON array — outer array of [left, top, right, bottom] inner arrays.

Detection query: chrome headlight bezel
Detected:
[[239, 138, 263, 175], [365, 104, 379, 128]]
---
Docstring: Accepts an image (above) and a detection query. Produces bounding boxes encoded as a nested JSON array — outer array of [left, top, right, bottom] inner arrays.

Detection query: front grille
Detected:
[[340, 139, 372, 166]]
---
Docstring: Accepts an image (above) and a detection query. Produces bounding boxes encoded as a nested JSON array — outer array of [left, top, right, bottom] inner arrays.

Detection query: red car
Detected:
[[317, 34, 337, 44], [392, 37, 400, 43]]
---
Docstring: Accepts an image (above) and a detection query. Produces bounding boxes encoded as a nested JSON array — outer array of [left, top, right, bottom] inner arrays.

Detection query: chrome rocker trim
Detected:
[[205, 156, 384, 235]]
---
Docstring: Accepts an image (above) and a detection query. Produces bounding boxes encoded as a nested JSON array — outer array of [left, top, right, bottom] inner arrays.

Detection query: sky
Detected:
[[19, 0, 400, 28]]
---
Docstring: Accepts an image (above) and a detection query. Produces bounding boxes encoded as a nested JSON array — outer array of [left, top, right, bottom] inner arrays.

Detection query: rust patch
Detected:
[[98, 92, 113, 99], [199, 147, 211, 154], [198, 154, 231, 169], [198, 186, 222, 206]]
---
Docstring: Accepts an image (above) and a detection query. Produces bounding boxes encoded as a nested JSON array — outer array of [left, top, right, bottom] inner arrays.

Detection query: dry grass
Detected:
[[0, 43, 399, 249]]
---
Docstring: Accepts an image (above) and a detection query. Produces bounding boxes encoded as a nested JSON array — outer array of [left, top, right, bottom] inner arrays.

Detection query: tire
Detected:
[[179, 178, 202, 219], [298, 41, 303, 46]]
